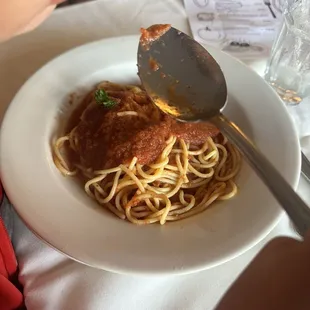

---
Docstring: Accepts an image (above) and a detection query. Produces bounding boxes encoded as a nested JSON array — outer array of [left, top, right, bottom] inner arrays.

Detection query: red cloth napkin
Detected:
[[0, 183, 24, 310]]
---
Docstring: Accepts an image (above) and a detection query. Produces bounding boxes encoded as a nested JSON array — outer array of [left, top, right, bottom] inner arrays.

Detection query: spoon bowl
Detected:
[[138, 26, 227, 121]]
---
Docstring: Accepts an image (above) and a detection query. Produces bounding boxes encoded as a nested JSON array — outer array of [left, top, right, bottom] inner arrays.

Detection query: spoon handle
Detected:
[[212, 113, 310, 237]]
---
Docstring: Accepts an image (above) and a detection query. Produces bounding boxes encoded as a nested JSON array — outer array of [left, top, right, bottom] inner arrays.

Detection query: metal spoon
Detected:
[[137, 25, 310, 237]]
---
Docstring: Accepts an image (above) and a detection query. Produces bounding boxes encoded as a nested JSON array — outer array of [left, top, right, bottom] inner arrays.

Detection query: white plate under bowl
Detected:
[[0, 36, 300, 275]]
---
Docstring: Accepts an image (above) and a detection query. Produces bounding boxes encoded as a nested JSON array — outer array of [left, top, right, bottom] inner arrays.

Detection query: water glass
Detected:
[[264, 1, 310, 105]]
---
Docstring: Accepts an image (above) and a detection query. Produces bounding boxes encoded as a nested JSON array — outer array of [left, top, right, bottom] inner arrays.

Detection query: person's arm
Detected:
[[215, 234, 310, 310], [0, 0, 63, 42]]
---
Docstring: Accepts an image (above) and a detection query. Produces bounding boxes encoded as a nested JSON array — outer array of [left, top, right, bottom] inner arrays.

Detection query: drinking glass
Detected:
[[264, 0, 310, 105]]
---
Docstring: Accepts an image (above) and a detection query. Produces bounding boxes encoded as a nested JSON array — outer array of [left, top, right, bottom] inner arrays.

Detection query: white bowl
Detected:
[[0, 36, 300, 275]]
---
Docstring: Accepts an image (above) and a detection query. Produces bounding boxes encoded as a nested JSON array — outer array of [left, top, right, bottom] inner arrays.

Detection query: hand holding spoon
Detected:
[[137, 25, 310, 237]]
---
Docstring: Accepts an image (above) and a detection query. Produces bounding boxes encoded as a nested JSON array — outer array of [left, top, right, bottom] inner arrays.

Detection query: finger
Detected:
[[16, 5, 56, 35], [0, 0, 56, 41]]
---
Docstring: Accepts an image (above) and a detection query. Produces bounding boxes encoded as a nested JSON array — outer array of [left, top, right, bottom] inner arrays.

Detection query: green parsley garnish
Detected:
[[94, 89, 117, 108]]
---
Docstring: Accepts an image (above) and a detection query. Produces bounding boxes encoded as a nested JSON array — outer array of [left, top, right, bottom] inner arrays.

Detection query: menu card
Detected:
[[184, 0, 285, 59]]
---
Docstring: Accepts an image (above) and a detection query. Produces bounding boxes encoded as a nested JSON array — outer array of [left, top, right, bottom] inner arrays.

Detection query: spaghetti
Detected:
[[53, 82, 241, 225]]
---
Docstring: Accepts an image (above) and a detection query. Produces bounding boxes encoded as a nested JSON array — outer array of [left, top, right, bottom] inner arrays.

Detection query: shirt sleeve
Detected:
[[0, 180, 24, 310]]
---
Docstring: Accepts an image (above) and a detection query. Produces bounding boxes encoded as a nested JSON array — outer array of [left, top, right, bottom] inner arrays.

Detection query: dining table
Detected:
[[1, 0, 310, 309]]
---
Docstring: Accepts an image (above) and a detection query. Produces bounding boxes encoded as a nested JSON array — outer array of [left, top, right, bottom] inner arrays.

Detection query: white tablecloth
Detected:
[[0, 1, 309, 309]]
